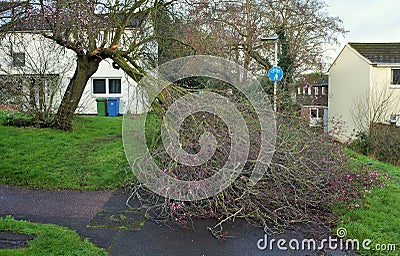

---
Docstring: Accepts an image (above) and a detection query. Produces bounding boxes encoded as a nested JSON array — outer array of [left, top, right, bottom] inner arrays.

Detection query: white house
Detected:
[[0, 31, 147, 116], [0, 0, 149, 116], [76, 56, 147, 115], [328, 43, 400, 140]]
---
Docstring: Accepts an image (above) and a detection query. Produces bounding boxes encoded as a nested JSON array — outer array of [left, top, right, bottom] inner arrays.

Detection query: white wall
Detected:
[[76, 60, 147, 115], [328, 45, 371, 140], [369, 66, 400, 123], [0, 33, 75, 111]]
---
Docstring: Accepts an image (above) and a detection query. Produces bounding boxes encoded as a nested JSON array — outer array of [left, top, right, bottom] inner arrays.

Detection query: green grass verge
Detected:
[[335, 150, 399, 255], [0, 111, 129, 190], [0, 216, 107, 256]]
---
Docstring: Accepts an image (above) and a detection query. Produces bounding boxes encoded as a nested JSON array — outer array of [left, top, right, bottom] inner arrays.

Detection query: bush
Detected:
[[370, 123, 400, 166], [351, 123, 400, 166], [349, 131, 373, 156]]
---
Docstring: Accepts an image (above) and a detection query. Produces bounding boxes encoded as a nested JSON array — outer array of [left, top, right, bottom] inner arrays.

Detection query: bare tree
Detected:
[[350, 83, 400, 165], [0, 33, 74, 124], [1, 0, 175, 130], [180, 0, 346, 84], [350, 84, 400, 135]]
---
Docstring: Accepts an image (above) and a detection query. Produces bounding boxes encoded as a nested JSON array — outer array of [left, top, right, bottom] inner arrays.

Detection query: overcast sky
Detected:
[[323, 0, 400, 61]]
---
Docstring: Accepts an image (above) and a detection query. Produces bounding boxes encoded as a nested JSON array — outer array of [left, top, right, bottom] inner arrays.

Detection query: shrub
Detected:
[[369, 123, 400, 166], [350, 123, 400, 166], [349, 131, 373, 156]]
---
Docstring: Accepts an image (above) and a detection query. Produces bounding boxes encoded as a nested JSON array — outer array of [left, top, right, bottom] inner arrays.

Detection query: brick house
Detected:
[[296, 78, 329, 130]]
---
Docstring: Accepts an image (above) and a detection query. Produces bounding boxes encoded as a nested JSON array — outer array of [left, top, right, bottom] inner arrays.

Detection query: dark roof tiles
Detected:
[[349, 43, 400, 64]]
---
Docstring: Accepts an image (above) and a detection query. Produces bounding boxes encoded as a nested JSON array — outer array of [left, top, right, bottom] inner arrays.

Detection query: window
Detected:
[[310, 108, 323, 119], [93, 79, 106, 94], [12, 52, 25, 67], [392, 69, 400, 84], [311, 109, 318, 118], [92, 78, 122, 95], [314, 87, 319, 95], [307, 87, 312, 95], [321, 87, 326, 95], [109, 79, 121, 94], [297, 87, 301, 95]]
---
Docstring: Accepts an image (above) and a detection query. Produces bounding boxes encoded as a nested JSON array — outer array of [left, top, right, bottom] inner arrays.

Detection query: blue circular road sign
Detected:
[[268, 66, 284, 82]]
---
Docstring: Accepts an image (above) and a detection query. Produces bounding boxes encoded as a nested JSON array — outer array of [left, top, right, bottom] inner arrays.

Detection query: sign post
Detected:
[[262, 36, 283, 112], [268, 66, 283, 82], [268, 65, 283, 112]]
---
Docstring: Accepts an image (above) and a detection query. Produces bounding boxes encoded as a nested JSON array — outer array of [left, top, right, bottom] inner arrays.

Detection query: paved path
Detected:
[[0, 185, 354, 256], [0, 185, 113, 219]]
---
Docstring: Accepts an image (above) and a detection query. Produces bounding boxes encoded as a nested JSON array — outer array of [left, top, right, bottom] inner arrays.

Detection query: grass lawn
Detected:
[[335, 151, 399, 255], [0, 216, 107, 256], [0, 111, 129, 190]]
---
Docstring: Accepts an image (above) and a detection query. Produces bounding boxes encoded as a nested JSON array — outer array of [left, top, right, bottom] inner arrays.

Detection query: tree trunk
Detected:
[[52, 55, 100, 130], [243, 0, 252, 79]]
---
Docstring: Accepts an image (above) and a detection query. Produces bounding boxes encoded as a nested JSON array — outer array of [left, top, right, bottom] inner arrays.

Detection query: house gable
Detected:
[[328, 45, 372, 140], [329, 44, 372, 73]]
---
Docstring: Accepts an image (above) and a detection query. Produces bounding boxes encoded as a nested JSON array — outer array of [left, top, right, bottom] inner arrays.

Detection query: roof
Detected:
[[311, 80, 328, 87], [302, 80, 328, 88], [348, 43, 400, 64]]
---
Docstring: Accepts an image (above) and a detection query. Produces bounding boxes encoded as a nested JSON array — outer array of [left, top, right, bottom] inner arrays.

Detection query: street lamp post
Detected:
[[261, 35, 279, 112]]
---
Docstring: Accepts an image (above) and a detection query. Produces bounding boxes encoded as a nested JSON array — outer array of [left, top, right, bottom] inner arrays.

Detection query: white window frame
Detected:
[[310, 108, 323, 120], [92, 77, 122, 97]]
